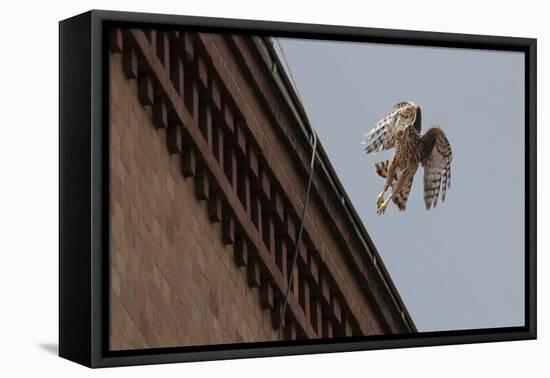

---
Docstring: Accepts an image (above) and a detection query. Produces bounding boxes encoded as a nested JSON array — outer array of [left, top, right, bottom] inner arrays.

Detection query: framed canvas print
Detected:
[[59, 10, 536, 368]]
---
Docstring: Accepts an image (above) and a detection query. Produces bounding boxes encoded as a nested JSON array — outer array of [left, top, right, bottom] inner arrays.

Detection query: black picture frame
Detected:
[[59, 9, 537, 368]]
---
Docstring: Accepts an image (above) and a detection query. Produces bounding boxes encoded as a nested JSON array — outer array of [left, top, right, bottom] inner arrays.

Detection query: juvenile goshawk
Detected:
[[361, 101, 453, 214]]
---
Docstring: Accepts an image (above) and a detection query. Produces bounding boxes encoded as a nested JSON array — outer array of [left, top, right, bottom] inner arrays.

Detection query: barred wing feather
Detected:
[[362, 101, 419, 154], [421, 126, 453, 209]]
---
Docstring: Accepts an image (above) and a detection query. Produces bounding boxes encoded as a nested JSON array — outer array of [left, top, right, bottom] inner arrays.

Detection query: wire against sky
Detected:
[[273, 37, 319, 340]]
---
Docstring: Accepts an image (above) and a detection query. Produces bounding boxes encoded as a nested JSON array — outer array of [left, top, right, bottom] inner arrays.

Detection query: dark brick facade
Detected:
[[109, 28, 415, 350]]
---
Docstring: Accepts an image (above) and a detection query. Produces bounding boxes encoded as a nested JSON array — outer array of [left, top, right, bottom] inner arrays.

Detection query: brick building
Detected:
[[108, 27, 415, 350]]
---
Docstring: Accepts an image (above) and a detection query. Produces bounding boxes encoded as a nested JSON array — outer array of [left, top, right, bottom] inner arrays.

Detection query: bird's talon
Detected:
[[376, 192, 385, 208], [377, 200, 389, 215]]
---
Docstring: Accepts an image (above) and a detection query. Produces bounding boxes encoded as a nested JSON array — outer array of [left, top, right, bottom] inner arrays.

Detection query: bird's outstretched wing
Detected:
[[362, 101, 421, 154], [421, 126, 453, 209]]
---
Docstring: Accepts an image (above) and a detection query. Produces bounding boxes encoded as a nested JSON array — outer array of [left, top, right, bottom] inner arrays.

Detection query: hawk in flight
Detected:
[[361, 101, 453, 214]]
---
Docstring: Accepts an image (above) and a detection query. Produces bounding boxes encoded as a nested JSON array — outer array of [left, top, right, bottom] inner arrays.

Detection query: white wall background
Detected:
[[0, 0, 546, 376]]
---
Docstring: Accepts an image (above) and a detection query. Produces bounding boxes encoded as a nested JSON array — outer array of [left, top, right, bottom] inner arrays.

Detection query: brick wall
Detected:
[[109, 51, 277, 350]]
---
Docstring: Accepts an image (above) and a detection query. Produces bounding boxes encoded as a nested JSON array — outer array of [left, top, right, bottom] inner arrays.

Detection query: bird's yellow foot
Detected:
[[376, 191, 385, 208], [377, 198, 390, 215]]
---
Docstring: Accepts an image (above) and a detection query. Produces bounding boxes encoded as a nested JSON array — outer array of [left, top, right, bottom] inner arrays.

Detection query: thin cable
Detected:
[[274, 38, 305, 106], [272, 37, 319, 340], [278, 133, 317, 341]]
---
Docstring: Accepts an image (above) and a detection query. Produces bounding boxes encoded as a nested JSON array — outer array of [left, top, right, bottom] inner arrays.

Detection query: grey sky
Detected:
[[276, 38, 525, 332]]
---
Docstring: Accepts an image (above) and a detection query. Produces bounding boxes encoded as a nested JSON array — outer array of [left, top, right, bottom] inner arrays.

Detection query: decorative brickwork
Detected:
[[109, 28, 415, 350]]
